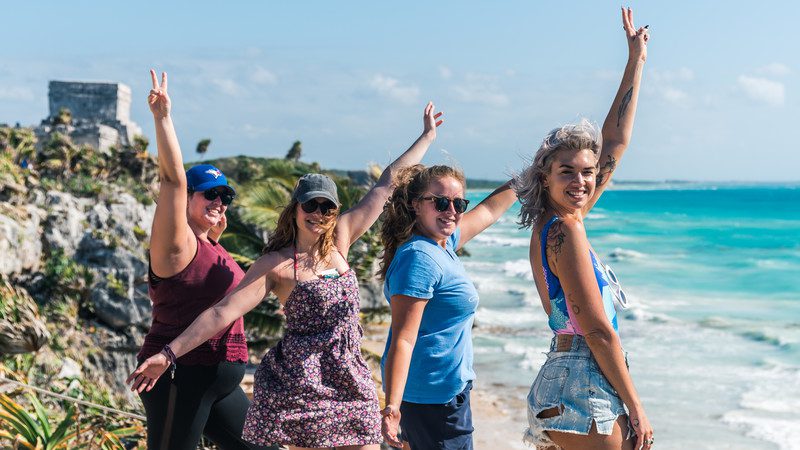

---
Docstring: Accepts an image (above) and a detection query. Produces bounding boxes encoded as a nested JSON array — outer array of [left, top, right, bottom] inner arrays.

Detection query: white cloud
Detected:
[[757, 63, 791, 77], [650, 67, 694, 83], [439, 66, 453, 80], [369, 74, 419, 104], [661, 87, 689, 104], [211, 78, 242, 96], [737, 75, 785, 106], [250, 67, 277, 85], [0, 86, 34, 101], [452, 74, 509, 107], [646, 67, 695, 107]]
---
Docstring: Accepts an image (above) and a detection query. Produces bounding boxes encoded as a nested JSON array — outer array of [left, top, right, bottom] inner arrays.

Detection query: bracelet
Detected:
[[161, 345, 177, 379]]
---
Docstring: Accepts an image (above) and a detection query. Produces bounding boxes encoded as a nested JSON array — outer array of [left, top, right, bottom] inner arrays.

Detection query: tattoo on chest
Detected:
[[616, 86, 633, 127]]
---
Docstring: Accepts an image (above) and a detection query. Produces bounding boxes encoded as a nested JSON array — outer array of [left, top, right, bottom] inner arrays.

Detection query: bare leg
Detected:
[[546, 415, 632, 450]]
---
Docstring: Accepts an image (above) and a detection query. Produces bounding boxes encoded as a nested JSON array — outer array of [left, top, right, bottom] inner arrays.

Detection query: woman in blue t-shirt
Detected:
[[378, 165, 516, 449]]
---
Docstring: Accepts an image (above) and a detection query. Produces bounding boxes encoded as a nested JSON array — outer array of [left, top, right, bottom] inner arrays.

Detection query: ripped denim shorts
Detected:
[[523, 334, 628, 448]]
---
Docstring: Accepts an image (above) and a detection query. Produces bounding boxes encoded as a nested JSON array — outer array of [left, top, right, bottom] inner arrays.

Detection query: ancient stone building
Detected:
[[34, 81, 142, 152]]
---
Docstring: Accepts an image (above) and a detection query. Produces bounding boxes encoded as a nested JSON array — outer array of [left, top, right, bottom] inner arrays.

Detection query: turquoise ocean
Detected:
[[464, 183, 800, 450]]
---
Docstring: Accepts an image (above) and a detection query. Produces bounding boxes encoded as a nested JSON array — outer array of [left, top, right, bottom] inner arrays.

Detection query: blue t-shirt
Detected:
[[380, 228, 480, 404]]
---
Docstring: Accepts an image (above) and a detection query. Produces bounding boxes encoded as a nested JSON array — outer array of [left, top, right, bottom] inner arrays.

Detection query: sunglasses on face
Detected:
[[300, 199, 338, 215], [420, 195, 470, 214], [202, 188, 235, 205], [602, 263, 629, 310]]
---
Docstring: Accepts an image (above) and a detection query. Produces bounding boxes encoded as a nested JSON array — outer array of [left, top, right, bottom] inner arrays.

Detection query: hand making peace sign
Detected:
[[148, 69, 171, 119], [623, 7, 649, 63]]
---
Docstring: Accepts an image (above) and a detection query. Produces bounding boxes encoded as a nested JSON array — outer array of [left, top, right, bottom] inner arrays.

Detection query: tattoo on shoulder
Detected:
[[596, 156, 617, 187], [616, 87, 633, 127], [547, 220, 567, 260]]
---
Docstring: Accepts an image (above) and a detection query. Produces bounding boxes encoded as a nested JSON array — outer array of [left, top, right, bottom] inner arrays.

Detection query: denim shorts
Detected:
[[523, 335, 628, 447]]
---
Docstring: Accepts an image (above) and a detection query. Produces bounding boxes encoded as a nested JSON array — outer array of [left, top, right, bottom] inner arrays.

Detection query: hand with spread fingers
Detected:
[[125, 351, 170, 393], [623, 6, 649, 63], [148, 69, 171, 119], [422, 101, 444, 140]]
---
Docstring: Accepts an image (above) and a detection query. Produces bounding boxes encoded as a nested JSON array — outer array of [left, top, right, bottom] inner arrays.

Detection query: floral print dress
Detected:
[[242, 263, 382, 447]]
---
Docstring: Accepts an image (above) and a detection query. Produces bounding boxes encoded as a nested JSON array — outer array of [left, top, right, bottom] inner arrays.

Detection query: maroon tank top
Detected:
[[138, 236, 248, 365]]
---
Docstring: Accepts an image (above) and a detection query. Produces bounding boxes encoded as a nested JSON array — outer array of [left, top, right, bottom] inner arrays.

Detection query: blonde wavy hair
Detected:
[[513, 119, 602, 229], [378, 164, 466, 279], [263, 199, 338, 261]]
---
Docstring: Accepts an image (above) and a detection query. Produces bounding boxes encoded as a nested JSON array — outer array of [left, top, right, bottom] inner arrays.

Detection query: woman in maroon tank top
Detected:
[[129, 95, 444, 449], [128, 70, 271, 450]]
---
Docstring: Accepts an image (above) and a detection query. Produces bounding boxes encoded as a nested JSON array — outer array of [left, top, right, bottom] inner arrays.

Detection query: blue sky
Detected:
[[2, 1, 798, 181]]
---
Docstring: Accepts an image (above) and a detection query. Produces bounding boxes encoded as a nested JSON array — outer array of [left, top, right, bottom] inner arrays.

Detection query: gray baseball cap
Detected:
[[292, 173, 340, 205]]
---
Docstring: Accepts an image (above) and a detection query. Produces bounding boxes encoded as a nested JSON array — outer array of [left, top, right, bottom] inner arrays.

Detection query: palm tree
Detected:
[[285, 140, 302, 161], [196, 138, 211, 160]]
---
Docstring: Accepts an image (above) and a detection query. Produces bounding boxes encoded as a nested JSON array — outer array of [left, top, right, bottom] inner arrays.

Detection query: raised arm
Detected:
[[456, 180, 517, 250], [583, 7, 649, 214], [126, 255, 276, 392], [549, 218, 653, 449], [148, 70, 197, 278], [380, 295, 427, 448], [336, 102, 443, 249]]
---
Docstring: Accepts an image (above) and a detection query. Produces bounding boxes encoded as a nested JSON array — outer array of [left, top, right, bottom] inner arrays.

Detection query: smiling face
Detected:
[[295, 197, 338, 237], [187, 190, 227, 229], [412, 175, 466, 244], [543, 148, 598, 213]]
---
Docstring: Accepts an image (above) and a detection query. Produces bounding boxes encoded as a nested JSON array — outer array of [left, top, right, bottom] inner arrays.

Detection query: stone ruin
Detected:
[[34, 81, 142, 152]]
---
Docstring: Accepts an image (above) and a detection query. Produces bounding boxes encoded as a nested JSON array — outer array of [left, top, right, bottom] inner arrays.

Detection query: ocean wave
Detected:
[[471, 234, 529, 248], [586, 213, 607, 220], [605, 247, 647, 261], [722, 363, 800, 449], [475, 306, 539, 328], [503, 259, 533, 280], [721, 411, 800, 450], [501, 342, 548, 372]]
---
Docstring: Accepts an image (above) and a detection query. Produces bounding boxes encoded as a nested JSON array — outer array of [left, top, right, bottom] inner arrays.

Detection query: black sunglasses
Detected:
[[421, 195, 470, 214], [201, 187, 235, 205], [300, 199, 338, 215]]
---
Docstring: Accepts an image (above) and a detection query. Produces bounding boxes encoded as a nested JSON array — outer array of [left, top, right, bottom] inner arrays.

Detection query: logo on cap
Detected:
[[205, 169, 222, 179]]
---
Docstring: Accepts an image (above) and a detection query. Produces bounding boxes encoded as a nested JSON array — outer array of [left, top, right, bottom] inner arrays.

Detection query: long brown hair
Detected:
[[378, 164, 465, 279], [263, 198, 338, 261]]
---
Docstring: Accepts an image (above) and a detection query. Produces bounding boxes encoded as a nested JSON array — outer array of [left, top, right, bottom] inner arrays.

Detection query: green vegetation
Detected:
[[2, 124, 393, 445]]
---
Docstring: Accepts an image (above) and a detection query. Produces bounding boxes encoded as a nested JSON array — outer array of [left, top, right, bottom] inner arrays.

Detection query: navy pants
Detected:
[[399, 381, 474, 450]]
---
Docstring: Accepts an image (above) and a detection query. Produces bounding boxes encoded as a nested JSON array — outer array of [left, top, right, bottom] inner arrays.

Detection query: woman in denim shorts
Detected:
[[512, 8, 654, 450]]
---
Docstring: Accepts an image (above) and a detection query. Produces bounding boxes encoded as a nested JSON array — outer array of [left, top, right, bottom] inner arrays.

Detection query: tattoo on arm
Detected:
[[616, 87, 633, 127], [596, 156, 618, 187], [570, 304, 581, 315], [546, 220, 566, 262]]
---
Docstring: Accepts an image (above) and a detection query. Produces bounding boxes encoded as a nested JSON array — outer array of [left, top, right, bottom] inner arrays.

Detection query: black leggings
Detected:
[[139, 361, 277, 450]]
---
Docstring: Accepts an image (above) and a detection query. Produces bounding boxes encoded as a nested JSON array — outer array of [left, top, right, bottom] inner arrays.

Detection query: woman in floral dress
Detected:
[[129, 102, 443, 449]]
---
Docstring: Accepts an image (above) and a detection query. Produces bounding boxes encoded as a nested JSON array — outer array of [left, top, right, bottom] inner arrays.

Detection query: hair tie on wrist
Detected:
[[162, 344, 177, 379]]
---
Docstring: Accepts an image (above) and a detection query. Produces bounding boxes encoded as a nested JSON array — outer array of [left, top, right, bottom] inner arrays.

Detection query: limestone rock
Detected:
[[0, 204, 44, 275]]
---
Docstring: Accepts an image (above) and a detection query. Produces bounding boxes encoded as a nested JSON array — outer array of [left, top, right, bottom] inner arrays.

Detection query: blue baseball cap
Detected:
[[186, 164, 236, 194]]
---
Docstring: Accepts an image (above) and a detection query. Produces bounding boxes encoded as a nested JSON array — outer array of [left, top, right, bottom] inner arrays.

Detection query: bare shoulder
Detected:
[[545, 218, 588, 262], [252, 249, 292, 279]]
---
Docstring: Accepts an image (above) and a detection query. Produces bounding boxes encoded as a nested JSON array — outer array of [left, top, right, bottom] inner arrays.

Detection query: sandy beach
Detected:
[[360, 322, 530, 450]]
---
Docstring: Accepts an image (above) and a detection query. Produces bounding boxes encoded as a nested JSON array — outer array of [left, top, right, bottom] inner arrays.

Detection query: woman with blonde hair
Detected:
[[516, 8, 654, 450], [378, 164, 517, 449], [129, 102, 444, 449]]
